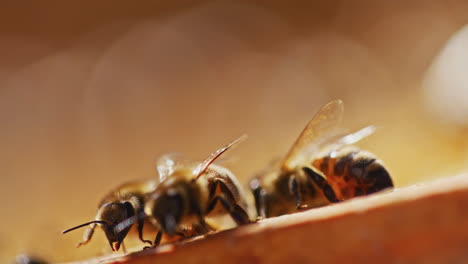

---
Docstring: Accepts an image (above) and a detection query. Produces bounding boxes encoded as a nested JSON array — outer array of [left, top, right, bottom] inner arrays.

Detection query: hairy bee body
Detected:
[[204, 165, 251, 215], [250, 100, 394, 219], [312, 146, 393, 200], [99, 180, 157, 208], [141, 136, 252, 247], [252, 147, 393, 218], [146, 164, 250, 232], [63, 179, 158, 251], [250, 160, 327, 218]]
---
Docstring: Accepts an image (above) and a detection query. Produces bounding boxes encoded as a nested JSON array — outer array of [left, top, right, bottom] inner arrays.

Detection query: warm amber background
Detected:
[[2, 1, 468, 262]]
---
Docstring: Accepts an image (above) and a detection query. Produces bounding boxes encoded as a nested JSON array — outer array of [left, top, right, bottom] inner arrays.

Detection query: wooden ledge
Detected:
[[67, 174, 468, 264]]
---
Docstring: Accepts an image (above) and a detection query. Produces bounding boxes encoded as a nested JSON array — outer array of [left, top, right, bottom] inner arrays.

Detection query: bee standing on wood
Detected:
[[249, 100, 394, 218], [63, 180, 158, 251], [116, 136, 252, 247]]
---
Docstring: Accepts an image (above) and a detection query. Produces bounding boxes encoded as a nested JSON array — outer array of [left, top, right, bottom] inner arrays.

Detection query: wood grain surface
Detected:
[[65, 173, 468, 264]]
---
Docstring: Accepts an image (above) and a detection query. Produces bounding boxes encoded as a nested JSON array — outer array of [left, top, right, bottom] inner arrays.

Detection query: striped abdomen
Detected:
[[312, 147, 393, 200]]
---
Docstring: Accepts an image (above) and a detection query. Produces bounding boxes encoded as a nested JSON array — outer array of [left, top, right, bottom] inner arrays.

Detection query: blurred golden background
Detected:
[[2, 1, 468, 262]]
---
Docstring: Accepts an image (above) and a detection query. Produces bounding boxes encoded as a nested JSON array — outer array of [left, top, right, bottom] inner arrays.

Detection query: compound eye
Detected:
[[122, 201, 135, 219]]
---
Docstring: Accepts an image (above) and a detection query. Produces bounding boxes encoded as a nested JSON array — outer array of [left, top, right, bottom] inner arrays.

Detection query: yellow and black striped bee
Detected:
[[116, 136, 252, 247], [63, 179, 158, 251], [249, 100, 393, 218]]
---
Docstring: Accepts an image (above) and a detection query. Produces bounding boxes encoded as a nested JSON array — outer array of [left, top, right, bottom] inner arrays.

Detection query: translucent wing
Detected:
[[193, 134, 247, 179], [312, 125, 377, 156], [334, 125, 376, 147], [156, 153, 193, 182], [281, 100, 344, 171]]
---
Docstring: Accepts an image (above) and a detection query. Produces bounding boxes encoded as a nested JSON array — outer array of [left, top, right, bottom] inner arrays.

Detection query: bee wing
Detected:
[[193, 134, 247, 179], [334, 125, 376, 147], [310, 125, 377, 156], [281, 100, 344, 171], [157, 153, 193, 182]]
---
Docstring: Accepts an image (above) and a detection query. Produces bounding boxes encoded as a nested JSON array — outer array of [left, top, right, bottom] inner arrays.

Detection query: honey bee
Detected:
[[116, 136, 252, 247], [249, 100, 394, 218], [63, 179, 158, 251]]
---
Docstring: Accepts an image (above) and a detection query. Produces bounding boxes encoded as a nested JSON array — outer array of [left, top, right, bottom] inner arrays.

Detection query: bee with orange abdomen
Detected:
[[115, 136, 252, 248], [63, 179, 157, 251], [249, 100, 394, 218]]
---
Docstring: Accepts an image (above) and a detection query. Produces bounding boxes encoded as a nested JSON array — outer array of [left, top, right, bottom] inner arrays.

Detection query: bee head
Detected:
[[62, 201, 135, 251], [99, 201, 135, 251], [146, 187, 186, 236]]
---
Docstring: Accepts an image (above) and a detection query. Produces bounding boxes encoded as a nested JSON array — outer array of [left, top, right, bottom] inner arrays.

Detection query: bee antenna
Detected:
[[62, 220, 108, 234], [193, 134, 247, 180]]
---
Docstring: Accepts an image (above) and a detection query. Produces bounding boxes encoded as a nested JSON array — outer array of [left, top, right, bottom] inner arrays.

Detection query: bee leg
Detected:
[[109, 241, 116, 251], [194, 218, 212, 234], [154, 230, 163, 247], [191, 222, 215, 236], [250, 179, 268, 220], [257, 189, 268, 220], [143, 230, 163, 250], [207, 180, 251, 225], [187, 198, 212, 234], [76, 223, 96, 248], [289, 175, 308, 210], [175, 231, 189, 237], [303, 167, 339, 203], [137, 216, 152, 245], [207, 196, 251, 225]]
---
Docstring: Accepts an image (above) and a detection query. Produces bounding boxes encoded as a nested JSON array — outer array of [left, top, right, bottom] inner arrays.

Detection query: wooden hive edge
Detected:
[[65, 173, 468, 264]]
